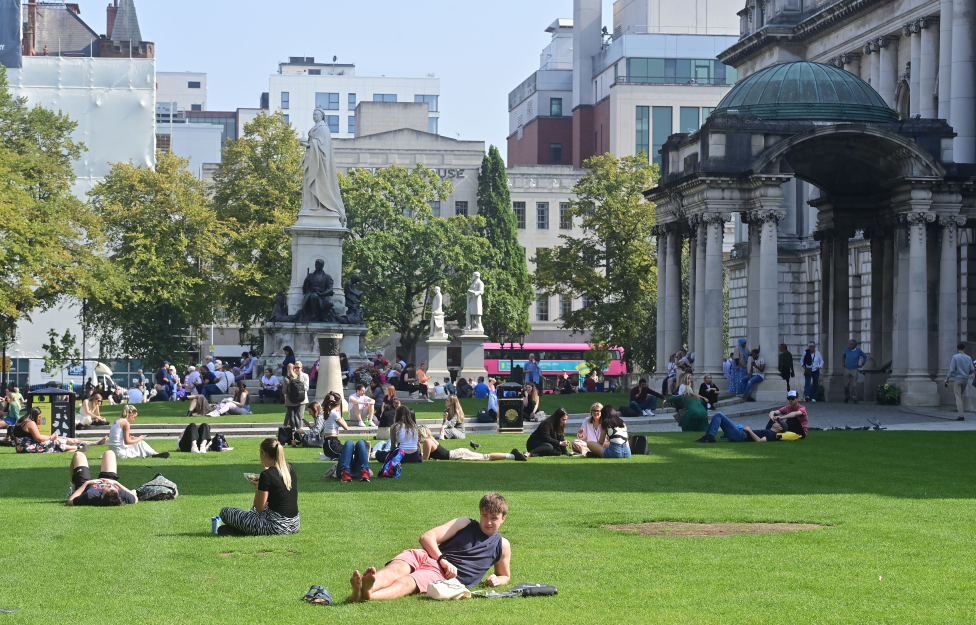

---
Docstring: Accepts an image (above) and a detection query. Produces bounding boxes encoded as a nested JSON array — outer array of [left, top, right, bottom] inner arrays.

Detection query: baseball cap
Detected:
[[807, 341, 816, 347], [787, 390, 798, 398]]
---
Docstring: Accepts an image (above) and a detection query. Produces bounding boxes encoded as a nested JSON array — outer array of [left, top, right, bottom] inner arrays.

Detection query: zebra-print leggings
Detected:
[[219, 505, 300, 536]]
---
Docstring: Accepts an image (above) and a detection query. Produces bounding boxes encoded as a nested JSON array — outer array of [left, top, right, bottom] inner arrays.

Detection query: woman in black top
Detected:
[[280, 346, 296, 379], [218, 438, 300, 536], [698, 374, 720, 410], [522, 408, 570, 458], [778, 343, 795, 393]]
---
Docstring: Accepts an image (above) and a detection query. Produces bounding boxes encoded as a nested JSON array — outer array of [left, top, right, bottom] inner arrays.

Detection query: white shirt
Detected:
[[216, 371, 233, 393], [433, 385, 449, 399], [206, 361, 216, 373], [185, 371, 202, 387], [126, 389, 143, 404], [488, 389, 498, 412], [299, 373, 310, 403], [348, 392, 373, 419], [261, 375, 279, 389], [750, 357, 766, 380], [324, 409, 343, 437]]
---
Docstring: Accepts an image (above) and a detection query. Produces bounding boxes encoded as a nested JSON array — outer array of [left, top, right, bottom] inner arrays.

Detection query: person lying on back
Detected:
[[66, 449, 137, 506], [743, 421, 801, 442]]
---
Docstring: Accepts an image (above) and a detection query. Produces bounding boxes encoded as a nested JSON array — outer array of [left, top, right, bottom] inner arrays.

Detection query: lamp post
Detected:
[[82, 299, 89, 387]]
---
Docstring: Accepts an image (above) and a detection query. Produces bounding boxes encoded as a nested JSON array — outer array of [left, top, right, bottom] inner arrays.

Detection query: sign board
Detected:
[[0, 356, 9, 372], [50, 400, 74, 438], [0, 0, 22, 69]]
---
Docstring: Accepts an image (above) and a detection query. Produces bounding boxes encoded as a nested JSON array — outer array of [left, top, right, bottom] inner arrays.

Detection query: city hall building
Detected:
[[646, 0, 976, 409]]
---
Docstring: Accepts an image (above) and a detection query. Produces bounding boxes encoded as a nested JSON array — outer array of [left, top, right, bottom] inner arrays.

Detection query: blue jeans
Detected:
[[201, 384, 222, 401], [705, 413, 747, 442], [804, 370, 820, 400], [604, 442, 632, 458], [630, 396, 657, 413], [742, 375, 764, 398], [338, 440, 369, 475]]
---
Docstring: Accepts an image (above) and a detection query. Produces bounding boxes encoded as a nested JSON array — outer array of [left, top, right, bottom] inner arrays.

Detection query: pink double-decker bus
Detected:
[[484, 343, 627, 385]]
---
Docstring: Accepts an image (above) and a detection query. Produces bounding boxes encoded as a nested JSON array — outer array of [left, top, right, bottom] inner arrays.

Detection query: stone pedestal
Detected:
[[285, 216, 348, 316], [459, 334, 488, 383], [315, 333, 347, 410], [425, 338, 451, 385], [753, 376, 788, 403], [261, 323, 367, 405]]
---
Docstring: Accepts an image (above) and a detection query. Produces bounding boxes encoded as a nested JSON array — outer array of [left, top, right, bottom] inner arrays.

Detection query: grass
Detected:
[[93, 393, 632, 424], [0, 430, 973, 623]]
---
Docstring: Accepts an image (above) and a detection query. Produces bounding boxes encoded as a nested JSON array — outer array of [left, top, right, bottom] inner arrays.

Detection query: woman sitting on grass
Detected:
[[12, 408, 102, 453], [300, 401, 326, 448], [522, 382, 541, 422], [376, 406, 422, 463], [225, 381, 251, 415], [319, 392, 349, 461], [218, 438, 299, 536], [664, 384, 709, 432], [523, 408, 570, 458], [109, 405, 170, 459], [78, 394, 108, 427], [376, 397, 400, 440], [438, 395, 465, 440], [185, 393, 213, 417], [587, 406, 631, 459], [571, 402, 606, 455]]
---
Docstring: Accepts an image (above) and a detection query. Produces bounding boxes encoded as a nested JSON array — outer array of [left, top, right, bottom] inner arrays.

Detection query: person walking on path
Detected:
[[778, 343, 795, 393], [944, 343, 974, 421], [801, 342, 824, 402], [842, 340, 867, 404]]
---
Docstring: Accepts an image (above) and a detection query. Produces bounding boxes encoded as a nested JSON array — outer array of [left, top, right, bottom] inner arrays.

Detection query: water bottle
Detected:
[[212, 516, 221, 534]]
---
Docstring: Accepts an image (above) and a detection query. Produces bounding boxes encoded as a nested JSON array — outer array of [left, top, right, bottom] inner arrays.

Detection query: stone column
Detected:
[[919, 16, 940, 118], [665, 229, 683, 359], [687, 223, 697, 352], [825, 230, 851, 402], [881, 229, 895, 366], [703, 214, 729, 377], [655, 227, 668, 376], [939, 0, 953, 120], [902, 212, 940, 405], [951, 0, 976, 162], [818, 234, 833, 371], [842, 52, 862, 77], [425, 338, 451, 385], [939, 216, 965, 379], [746, 219, 761, 344], [866, 41, 880, 90], [316, 333, 346, 409], [878, 36, 899, 108], [694, 221, 707, 362], [868, 232, 886, 368], [905, 21, 922, 116], [754, 209, 787, 401], [890, 227, 910, 379]]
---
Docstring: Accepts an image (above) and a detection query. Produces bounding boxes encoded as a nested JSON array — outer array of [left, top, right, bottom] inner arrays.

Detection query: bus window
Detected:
[[610, 350, 622, 360]]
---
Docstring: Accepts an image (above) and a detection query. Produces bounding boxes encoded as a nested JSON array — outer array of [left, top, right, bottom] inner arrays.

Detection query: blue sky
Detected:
[[70, 0, 617, 158]]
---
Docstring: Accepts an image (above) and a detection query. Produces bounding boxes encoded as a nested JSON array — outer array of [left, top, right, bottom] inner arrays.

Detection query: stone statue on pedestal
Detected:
[[429, 286, 446, 339], [341, 274, 364, 325], [299, 107, 346, 227], [270, 288, 297, 322], [464, 272, 484, 334], [297, 259, 336, 323]]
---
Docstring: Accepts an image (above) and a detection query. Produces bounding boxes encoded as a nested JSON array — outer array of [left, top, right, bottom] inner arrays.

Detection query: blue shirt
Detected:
[[843, 348, 866, 370], [473, 383, 489, 398], [523, 361, 541, 384]]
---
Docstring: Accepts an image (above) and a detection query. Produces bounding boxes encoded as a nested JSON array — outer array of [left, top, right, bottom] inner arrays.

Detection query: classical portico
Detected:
[[646, 62, 976, 407]]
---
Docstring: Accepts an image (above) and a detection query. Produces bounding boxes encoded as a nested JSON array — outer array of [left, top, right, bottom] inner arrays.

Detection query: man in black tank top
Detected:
[[349, 493, 512, 602]]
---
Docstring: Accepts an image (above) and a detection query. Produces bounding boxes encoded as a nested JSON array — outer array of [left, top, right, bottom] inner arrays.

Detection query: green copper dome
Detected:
[[713, 62, 898, 122]]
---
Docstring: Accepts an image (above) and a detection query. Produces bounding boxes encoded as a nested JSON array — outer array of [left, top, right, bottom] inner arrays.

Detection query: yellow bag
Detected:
[[776, 431, 801, 441]]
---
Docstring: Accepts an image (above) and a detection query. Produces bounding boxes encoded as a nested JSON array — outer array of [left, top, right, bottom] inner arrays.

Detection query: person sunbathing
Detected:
[[66, 449, 137, 506], [348, 493, 511, 602]]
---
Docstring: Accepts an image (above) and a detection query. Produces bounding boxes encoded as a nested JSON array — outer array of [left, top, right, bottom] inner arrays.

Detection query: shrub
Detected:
[[875, 383, 901, 406]]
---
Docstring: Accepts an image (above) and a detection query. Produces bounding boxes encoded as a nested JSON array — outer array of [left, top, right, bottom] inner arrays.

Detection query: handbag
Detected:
[[427, 578, 470, 600], [136, 473, 179, 501]]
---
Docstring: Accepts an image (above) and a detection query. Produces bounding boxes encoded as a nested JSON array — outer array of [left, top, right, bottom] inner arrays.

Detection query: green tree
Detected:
[[476, 145, 533, 342], [0, 65, 101, 327], [86, 151, 229, 366], [341, 165, 490, 360], [41, 328, 82, 383], [533, 152, 659, 372], [212, 111, 303, 342]]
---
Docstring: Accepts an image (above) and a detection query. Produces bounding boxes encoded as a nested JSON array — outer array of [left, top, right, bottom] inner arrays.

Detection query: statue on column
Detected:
[[297, 259, 336, 323], [464, 272, 484, 334], [300, 107, 347, 227], [269, 288, 297, 322], [340, 274, 364, 325], [429, 286, 446, 339]]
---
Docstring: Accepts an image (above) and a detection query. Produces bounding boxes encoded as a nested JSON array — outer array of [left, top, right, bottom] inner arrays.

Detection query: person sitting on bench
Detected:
[[66, 449, 137, 506], [348, 493, 511, 602]]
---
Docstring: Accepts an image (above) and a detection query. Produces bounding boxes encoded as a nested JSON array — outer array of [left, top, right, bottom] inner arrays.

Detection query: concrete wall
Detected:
[[506, 116, 574, 166], [355, 101, 428, 137], [156, 71, 207, 111]]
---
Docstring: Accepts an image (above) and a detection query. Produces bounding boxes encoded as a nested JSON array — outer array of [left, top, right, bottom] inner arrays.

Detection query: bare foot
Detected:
[[96, 436, 108, 445], [361, 566, 377, 601], [349, 570, 363, 603]]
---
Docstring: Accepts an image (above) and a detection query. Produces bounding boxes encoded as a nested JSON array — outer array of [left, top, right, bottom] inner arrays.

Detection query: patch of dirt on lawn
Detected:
[[605, 522, 826, 537]]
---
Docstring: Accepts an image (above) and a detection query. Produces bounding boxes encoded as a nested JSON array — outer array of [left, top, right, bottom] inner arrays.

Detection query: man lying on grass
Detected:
[[66, 449, 138, 506], [696, 415, 800, 443], [349, 492, 511, 602]]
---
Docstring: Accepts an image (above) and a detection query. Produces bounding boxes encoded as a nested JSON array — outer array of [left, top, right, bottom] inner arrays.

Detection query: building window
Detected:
[[549, 143, 562, 163], [415, 94, 438, 112], [316, 92, 340, 110], [284, 115, 289, 124], [536, 294, 550, 322], [188, 81, 201, 89], [636, 106, 649, 159], [281, 92, 290, 110], [537, 202, 549, 230], [428, 117, 438, 134], [190, 104, 202, 111], [348, 116, 355, 133], [703, 107, 715, 120], [431, 201, 441, 217], [308, 69, 321, 75], [455, 201, 468, 216], [513, 202, 526, 229], [373, 94, 397, 102], [680, 107, 700, 133], [559, 202, 572, 229], [652, 106, 673, 167], [560, 295, 572, 318], [583, 295, 597, 308], [625, 58, 737, 85], [550, 97, 562, 117], [348, 93, 357, 110], [325, 115, 339, 133]]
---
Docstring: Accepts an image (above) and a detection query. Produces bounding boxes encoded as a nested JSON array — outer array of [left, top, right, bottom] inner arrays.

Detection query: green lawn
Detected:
[[94, 392, 631, 423], [0, 431, 973, 623]]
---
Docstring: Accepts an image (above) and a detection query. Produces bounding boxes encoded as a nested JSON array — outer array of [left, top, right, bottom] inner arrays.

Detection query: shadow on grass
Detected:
[[3, 431, 975, 501]]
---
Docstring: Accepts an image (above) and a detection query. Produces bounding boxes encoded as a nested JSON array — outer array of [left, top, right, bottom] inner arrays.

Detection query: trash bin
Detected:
[[496, 382, 524, 433], [25, 387, 76, 439]]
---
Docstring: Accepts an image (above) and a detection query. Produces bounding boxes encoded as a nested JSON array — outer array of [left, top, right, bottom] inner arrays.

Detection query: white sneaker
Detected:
[[427, 398, 434, 403], [646, 411, 655, 417], [357, 421, 366, 428], [199, 441, 208, 453], [190, 441, 199, 453], [812, 399, 817, 402]]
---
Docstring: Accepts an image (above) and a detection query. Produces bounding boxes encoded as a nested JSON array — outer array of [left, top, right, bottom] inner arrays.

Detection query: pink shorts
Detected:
[[391, 549, 446, 593]]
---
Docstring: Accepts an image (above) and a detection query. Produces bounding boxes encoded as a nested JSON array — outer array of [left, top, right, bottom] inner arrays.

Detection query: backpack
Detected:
[[136, 473, 179, 501], [629, 435, 649, 455], [476, 409, 494, 423], [379, 447, 404, 478], [278, 427, 296, 445], [209, 433, 230, 452], [288, 376, 307, 404]]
